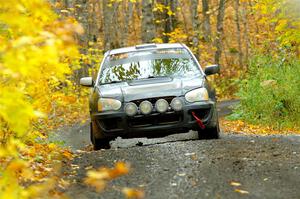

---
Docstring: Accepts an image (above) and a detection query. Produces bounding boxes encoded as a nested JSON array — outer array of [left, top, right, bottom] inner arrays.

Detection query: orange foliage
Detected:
[[84, 162, 130, 192], [221, 118, 300, 136], [84, 162, 144, 198]]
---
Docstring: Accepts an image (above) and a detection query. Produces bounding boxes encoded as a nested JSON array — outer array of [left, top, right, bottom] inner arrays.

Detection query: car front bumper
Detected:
[[91, 100, 218, 139]]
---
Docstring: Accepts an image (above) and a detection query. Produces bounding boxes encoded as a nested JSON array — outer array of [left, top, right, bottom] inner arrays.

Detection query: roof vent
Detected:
[[135, 43, 157, 49]]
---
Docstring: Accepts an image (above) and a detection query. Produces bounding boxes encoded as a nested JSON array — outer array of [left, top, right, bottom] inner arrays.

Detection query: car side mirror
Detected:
[[204, 65, 220, 76], [80, 77, 94, 87]]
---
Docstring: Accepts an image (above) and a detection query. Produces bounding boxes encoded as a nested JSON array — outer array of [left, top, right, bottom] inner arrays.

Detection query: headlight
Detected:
[[185, 88, 209, 103], [155, 99, 169, 113], [170, 98, 183, 111], [98, 98, 122, 112], [125, 102, 138, 116], [139, 100, 153, 115]]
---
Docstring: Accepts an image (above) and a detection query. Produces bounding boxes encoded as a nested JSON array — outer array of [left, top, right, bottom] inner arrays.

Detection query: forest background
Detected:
[[0, 0, 299, 198]]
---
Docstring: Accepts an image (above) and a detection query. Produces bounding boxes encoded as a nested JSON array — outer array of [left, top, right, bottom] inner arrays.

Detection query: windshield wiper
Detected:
[[135, 75, 170, 80], [147, 75, 169, 79]]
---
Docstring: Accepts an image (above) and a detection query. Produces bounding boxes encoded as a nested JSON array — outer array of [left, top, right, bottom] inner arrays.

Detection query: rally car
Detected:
[[80, 43, 220, 149]]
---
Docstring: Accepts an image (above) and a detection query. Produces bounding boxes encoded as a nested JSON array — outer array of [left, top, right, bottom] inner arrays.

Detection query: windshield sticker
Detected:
[[110, 48, 187, 61]]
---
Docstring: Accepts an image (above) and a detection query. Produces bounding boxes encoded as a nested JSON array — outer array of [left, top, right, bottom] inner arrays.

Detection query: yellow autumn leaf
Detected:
[[235, 189, 249, 194], [230, 181, 242, 187], [122, 188, 145, 199]]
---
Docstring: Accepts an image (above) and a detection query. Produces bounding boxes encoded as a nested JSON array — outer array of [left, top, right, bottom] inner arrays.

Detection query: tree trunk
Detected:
[[190, 0, 200, 59], [74, 0, 89, 47], [234, 0, 243, 67], [141, 0, 156, 43], [202, 0, 211, 42], [102, 0, 115, 51], [72, 0, 90, 84], [241, 1, 250, 67], [178, 1, 189, 35], [214, 0, 226, 65], [121, 0, 133, 47], [90, 1, 99, 43], [111, 2, 121, 49], [162, 0, 178, 43]]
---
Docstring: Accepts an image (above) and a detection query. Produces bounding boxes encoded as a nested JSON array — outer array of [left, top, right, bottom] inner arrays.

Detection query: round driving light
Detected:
[[171, 98, 183, 111], [139, 100, 153, 115], [125, 102, 138, 116], [155, 99, 169, 113]]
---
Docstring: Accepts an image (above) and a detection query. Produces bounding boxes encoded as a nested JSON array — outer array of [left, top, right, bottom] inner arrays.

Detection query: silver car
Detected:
[[81, 43, 220, 149]]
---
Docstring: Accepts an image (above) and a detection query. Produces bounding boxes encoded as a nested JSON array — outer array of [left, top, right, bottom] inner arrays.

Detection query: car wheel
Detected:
[[198, 112, 220, 139], [198, 124, 220, 139], [93, 137, 111, 150], [90, 122, 111, 150], [198, 105, 220, 139]]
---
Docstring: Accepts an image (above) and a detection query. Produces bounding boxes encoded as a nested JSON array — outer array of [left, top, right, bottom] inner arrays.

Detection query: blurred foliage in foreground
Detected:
[[0, 1, 132, 198], [84, 162, 144, 198], [229, 54, 300, 129], [0, 0, 86, 198]]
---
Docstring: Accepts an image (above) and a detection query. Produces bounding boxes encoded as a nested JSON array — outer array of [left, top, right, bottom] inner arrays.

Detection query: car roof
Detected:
[[106, 43, 186, 56]]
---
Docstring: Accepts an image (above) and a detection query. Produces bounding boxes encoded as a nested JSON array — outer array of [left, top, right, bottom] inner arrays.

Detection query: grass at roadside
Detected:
[[228, 54, 300, 130]]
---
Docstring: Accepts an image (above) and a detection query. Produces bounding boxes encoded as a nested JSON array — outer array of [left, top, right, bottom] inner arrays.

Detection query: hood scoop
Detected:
[[98, 76, 204, 102]]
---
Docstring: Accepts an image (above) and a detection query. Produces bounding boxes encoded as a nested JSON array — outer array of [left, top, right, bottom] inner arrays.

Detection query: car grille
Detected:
[[128, 112, 182, 128]]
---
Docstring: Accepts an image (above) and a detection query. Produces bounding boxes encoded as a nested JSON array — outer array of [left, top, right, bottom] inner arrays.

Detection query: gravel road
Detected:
[[57, 101, 300, 199]]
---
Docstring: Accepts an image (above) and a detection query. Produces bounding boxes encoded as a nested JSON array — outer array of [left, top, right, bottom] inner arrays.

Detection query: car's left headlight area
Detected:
[[98, 98, 122, 112], [185, 88, 209, 103]]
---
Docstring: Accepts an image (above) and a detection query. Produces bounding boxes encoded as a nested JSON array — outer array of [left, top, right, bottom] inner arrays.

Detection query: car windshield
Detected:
[[99, 48, 202, 84]]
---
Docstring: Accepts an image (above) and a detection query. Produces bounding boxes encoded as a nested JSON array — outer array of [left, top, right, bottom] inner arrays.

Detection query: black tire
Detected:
[[90, 122, 111, 150], [93, 137, 111, 150], [198, 125, 220, 139], [198, 104, 220, 139]]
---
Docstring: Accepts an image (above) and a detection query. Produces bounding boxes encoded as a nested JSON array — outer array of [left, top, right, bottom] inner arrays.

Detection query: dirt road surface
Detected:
[[54, 101, 300, 199]]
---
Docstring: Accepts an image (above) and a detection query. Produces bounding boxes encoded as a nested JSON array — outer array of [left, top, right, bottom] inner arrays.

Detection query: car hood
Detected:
[[97, 76, 205, 102]]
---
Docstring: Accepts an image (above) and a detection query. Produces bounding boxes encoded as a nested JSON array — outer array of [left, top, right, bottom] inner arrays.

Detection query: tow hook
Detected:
[[192, 111, 206, 129]]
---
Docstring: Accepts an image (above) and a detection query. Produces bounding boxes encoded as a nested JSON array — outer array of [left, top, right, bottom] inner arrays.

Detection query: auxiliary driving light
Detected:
[[155, 99, 169, 113], [170, 97, 183, 111], [139, 100, 153, 115], [125, 102, 138, 116]]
